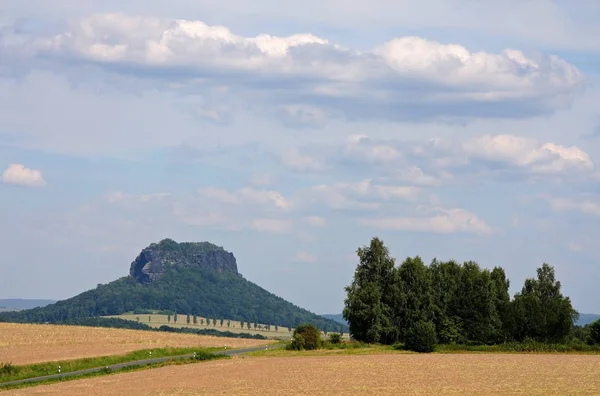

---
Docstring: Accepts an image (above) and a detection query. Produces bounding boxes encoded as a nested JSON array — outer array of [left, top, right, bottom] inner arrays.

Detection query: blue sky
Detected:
[[1, 0, 600, 315]]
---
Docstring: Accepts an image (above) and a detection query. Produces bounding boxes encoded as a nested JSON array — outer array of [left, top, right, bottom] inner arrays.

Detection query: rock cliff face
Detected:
[[129, 239, 238, 283]]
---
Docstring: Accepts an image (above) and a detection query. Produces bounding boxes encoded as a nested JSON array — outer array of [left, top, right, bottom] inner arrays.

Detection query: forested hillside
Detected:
[[0, 239, 345, 332]]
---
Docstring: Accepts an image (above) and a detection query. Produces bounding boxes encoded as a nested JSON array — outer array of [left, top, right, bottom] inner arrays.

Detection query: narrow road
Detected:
[[0, 345, 271, 388]]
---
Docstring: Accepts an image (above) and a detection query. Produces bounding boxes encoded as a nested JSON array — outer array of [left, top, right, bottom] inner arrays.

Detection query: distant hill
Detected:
[[0, 299, 56, 311], [0, 239, 346, 332], [576, 313, 600, 326], [322, 313, 348, 326]]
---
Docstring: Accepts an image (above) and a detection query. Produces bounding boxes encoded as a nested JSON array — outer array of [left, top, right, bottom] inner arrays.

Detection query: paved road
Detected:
[[0, 345, 271, 388]]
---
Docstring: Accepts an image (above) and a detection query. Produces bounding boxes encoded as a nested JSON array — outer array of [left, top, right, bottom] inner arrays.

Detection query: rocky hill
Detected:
[[0, 239, 345, 332], [129, 239, 239, 283]]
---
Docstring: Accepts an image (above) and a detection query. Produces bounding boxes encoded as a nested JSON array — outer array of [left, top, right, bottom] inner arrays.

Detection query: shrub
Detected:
[[287, 323, 322, 350], [287, 333, 306, 351], [328, 333, 342, 344], [0, 362, 17, 376], [405, 321, 437, 353]]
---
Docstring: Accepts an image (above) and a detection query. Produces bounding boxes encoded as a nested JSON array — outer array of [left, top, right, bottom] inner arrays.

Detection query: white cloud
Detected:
[[106, 191, 170, 204], [292, 251, 317, 263], [308, 179, 421, 210], [1, 164, 47, 187], [343, 135, 402, 164], [461, 134, 594, 174], [197, 187, 290, 209], [251, 218, 292, 234], [391, 166, 447, 186], [278, 104, 329, 128], [306, 216, 327, 227], [544, 196, 600, 217], [360, 207, 492, 235], [281, 148, 323, 172], [4, 1, 600, 52], [2, 12, 585, 121]]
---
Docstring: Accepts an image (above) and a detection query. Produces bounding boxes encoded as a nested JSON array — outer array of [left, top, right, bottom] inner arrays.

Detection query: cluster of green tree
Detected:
[[0, 266, 345, 332], [157, 325, 268, 340], [343, 237, 581, 348]]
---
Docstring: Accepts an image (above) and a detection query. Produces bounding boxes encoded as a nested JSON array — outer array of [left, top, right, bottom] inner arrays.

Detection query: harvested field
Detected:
[[6, 353, 600, 395], [0, 323, 269, 365]]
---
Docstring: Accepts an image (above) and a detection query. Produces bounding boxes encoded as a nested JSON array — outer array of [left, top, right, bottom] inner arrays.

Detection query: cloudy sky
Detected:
[[1, 0, 600, 315]]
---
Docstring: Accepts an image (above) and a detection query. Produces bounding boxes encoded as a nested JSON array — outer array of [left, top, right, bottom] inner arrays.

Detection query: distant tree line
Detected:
[[343, 237, 582, 347]]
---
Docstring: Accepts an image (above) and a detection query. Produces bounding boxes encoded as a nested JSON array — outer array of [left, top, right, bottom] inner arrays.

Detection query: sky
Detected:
[[1, 0, 600, 315]]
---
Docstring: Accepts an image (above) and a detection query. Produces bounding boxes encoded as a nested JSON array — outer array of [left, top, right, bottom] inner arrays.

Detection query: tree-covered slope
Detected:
[[0, 239, 345, 331]]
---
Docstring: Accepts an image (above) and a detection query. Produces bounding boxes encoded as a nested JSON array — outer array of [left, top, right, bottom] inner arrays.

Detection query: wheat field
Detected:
[[0, 323, 270, 365], [108, 314, 296, 338], [5, 353, 600, 395]]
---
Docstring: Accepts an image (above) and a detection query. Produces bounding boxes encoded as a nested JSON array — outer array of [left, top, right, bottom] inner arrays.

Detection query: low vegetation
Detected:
[[286, 323, 323, 350], [0, 347, 222, 384], [0, 351, 231, 391]]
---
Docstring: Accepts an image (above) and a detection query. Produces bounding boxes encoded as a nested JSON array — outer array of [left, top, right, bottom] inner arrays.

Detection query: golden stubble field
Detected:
[[0, 323, 270, 365], [5, 353, 600, 395]]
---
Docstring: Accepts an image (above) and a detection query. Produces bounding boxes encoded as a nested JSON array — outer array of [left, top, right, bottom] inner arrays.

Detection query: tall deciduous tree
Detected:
[[511, 264, 578, 342], [490, 267, 511, 342], [430, 259, 464, 344], [394, 256, 434, 342], [343, 237, 396, 343]]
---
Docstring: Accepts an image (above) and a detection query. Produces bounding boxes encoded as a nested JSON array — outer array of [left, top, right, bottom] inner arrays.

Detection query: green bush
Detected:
[[287, 333, 306, 351], [286, 323, 322, 350], [328, 333, 342, 344], [405, 321, 437, 353], [0, 362, 17, 376]]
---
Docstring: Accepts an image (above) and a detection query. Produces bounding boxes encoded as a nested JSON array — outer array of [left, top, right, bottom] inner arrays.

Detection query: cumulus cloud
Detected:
[[1, 164, 47, 187], [280, 148, 323, 172], [306, 179, 421, 211], [277, 104, 329, 128], [543, 196, 600, 217], [360, 207, 492, 235], [460, 134, 594, 174], [197, 186, 290, 209], [1, 12, 586, 121], [343, 135, 402, 164]]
